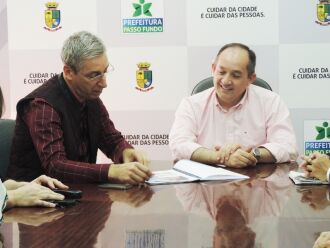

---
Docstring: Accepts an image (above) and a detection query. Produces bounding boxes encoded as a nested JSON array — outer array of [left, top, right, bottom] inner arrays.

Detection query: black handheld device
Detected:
[[46, 199, 78, 208], [53, 189, 82, 199], [98, 183, 133, 190]]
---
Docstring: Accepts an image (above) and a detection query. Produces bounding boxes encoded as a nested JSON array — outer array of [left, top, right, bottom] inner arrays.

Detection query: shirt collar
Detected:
[[59, 73, 85, 110], [213, 87, 249, 112]]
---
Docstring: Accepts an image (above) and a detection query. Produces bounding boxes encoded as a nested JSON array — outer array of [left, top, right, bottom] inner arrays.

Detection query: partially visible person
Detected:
[[0, 86, 5, 220], [0, 171, 67, 220], [4, 175, 68, 209], [7, 31, 151, 184], [0, 86, 67, 213], [0, 85, 3, 118], [313, 231, 330, 248], [169, 43, 298, 168], [297, 155, 330, 248], [300, 152, 330, 181]]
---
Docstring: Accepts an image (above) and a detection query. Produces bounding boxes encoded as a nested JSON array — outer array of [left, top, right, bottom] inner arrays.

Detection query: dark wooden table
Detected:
[[1, 161, 330, 248]]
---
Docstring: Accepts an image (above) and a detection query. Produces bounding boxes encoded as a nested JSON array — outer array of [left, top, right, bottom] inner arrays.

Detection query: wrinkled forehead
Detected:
[[78, 54, 109, 73]]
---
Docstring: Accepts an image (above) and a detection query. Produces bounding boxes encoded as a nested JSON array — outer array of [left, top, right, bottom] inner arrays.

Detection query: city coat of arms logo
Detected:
[[135, 62, 154, 92], [316, 0, 330, 25], [44, 1, 62, 31]]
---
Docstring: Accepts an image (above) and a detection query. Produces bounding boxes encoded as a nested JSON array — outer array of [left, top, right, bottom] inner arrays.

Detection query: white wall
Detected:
[[1, 0, 330, 160]]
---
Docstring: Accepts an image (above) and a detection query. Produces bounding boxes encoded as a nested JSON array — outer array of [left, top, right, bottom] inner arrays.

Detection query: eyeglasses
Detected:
[[81, 64, 115, 82]]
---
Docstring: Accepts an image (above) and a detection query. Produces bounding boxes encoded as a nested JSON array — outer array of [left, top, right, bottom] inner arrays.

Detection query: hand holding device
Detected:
[[52, 189, 82, 199], [46, 199, 78, 208]]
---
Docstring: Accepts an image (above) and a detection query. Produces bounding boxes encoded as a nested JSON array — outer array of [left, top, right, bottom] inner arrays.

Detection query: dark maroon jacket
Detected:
[[7, 74, 102, 181]]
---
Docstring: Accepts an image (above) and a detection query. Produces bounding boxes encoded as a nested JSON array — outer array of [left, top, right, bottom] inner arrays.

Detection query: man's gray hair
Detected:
[[61, 31, 106, 72]]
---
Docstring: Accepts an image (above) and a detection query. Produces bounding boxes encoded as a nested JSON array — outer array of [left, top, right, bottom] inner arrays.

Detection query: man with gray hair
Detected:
[[7, 31, 152, 184]]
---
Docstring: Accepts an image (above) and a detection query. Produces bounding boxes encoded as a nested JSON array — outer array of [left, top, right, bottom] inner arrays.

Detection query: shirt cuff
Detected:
[[261, 143, 297, 163], [113, 141, 133, 163], [99, 163, 111, 182]]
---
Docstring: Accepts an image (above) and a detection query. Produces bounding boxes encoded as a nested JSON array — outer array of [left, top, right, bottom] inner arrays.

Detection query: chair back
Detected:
[[191, 76, 272, 95], [0, 119, 15, 180]]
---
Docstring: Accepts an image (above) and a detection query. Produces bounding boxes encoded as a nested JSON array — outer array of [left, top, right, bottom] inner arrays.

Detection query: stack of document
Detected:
[[289, 171, 329, 185], [146, 159, 249, 185]]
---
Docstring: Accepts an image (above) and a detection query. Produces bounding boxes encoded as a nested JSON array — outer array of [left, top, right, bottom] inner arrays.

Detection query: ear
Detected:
[[249, 73, 257, 84], [63, 64, 74, 81], [211, 63, 216, 76]]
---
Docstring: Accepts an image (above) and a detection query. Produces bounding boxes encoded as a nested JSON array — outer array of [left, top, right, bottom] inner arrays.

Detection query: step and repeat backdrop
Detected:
[[1, 0, 330, 160]]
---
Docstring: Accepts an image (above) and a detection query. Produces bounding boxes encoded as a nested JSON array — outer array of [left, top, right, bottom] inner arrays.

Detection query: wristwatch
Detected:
[[252, 147, 261, 161]]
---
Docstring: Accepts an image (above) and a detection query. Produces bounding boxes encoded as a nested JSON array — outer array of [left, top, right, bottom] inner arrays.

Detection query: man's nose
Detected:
[[98, 75, 107, 88], [221, 74, 232, 85]]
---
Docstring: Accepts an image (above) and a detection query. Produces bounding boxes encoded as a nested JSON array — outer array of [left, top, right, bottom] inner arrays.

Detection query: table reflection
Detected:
[[3, 185, 111, 248], [0, 183, 156, 248], [175, 164, 292, 248], [297, 185, 330, 210], [4, 207, 64, 226], [2, 162, 327, 248], [105, 186, 154, 208]]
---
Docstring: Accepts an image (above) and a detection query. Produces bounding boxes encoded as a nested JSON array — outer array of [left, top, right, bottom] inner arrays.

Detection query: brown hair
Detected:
[[216, 43, 256, 77]]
